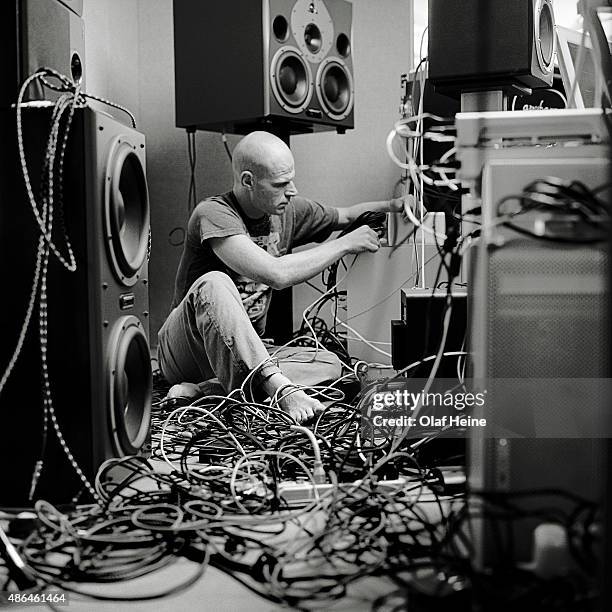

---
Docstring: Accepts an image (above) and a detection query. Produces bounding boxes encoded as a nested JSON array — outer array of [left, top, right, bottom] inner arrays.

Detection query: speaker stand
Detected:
[[460, 89, 507, 112], [261, 122, 294, 345]]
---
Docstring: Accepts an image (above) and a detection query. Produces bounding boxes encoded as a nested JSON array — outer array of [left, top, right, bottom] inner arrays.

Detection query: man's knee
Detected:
[[188, 271, 244, 312], [189, 271, 239, 303]]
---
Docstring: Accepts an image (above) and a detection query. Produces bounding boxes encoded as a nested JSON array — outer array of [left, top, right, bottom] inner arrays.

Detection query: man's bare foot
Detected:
[[277, 388, 326, 423], [166, 382, 201, 401], [263, 373, 325, 423]]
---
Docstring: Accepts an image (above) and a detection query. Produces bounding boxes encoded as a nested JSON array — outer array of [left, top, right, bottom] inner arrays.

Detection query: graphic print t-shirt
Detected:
[[171, 191, 338, 331]]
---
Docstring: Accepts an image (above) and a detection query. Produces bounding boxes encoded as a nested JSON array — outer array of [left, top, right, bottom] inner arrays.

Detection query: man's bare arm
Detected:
[[333, 197, 405, 229], [209, 225, 379, 290]]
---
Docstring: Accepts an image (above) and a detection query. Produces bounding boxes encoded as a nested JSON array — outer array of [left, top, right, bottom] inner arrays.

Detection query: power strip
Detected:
[[278, 478, 409, 507], [278, 469, 466, 507]]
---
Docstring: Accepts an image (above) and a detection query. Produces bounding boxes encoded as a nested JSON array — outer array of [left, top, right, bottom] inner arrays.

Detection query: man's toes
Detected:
[[167, 382, 200, 400]]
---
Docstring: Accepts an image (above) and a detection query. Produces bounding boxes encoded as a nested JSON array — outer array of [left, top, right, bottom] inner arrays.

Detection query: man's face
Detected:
[[252, 156, 298, 216]]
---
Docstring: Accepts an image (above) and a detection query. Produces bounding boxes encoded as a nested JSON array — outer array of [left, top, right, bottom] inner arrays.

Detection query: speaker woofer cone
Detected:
[[270, 47, 313, 114], [107, 316, 152, 455], [105, 138, 150, 286], [536, 0, 555, 73], [316, 58, 354, 120]]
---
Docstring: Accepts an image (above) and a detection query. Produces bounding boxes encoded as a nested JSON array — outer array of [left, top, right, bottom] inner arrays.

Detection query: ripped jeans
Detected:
[[157, 272, 341, 391]]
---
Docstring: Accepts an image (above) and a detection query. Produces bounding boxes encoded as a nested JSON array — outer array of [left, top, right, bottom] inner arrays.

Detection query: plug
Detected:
[[313, 461, 326, 484]]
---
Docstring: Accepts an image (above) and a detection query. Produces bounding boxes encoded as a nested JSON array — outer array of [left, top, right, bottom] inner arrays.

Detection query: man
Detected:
[[158, 131, 404, 422]]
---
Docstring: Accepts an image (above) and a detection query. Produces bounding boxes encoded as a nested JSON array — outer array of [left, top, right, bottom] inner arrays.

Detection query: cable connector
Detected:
[[313, 460, 326, 484], [28, 460, 43, 500]]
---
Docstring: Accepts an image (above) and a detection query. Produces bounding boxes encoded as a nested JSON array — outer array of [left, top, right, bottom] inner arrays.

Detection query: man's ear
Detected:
[[241, 170, 255, 190]]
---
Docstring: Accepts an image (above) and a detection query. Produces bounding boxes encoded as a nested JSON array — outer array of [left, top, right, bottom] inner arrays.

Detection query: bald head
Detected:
[[232, 131, 294, 183], [231, 131, 298, 217]]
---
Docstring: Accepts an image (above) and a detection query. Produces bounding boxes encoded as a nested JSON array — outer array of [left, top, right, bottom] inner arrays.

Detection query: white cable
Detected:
[[389, 298, 454, 453], [333, 317, 392, 359], [160, 405, 248, 473], [289, 425, 322, 464], [568, 27, 588, 109], [297, 257, 356, 370], [401, 195, 447, 241], [229, 450, 319, 513], [387, 129, 460, 191], [417, 83, 426, 289]]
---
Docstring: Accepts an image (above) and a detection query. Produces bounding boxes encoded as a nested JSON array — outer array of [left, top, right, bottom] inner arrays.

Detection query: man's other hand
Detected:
[[390, 195, 416, 223], [341, 225, 380, 254]]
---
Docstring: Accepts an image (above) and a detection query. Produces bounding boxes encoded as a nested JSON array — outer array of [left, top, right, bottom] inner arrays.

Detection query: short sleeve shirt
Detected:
[[171, 192, 338, 329]]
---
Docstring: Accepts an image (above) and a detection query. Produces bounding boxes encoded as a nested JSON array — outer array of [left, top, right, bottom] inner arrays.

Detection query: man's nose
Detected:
[[285, 181, 298, 197]]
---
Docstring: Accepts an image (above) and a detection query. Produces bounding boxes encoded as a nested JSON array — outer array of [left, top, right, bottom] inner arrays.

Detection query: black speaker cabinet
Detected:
[[0, 0, 85, 109], [0, 106, 152, 506], [173, 0, 354, 134], [428, 0, 555, 96]]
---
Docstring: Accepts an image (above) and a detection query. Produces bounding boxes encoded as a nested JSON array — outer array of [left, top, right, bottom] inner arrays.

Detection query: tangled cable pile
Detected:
[[3, 388, 465, 607], [9, 403, 600, 610]]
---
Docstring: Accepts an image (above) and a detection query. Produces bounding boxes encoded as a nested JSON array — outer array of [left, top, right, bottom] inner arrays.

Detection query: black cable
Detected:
[[496, 177, 610, 244], [186, 129, 198, 213], [221, 132, 233, 162]]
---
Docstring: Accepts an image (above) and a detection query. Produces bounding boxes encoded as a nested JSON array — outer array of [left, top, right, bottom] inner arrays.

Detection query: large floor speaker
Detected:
[[428, 0, 555, 96], [173, 0, 354, 134], [0, 0, 85, 109], [0, 106, 152, 506]]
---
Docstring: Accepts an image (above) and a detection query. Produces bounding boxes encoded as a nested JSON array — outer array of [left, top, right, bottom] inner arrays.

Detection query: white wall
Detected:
[[291, 0, 412, 207], [82, 0, 141, 119], [82, 0, 413, 345], [291, 0, 413, 340]]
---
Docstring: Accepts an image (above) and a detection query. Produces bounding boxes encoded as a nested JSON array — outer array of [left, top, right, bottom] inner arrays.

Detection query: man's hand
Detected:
[[340, 225, 380, 254], [390, 195, 416, 222], [389, 196, 405, 213]]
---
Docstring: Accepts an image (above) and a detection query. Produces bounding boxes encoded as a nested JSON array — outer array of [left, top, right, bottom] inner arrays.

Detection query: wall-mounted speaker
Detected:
[[0, 106, 152, 506], [428, 0, 555, 96], [173, 0, 354, 134], [0, 0, 85, 109]]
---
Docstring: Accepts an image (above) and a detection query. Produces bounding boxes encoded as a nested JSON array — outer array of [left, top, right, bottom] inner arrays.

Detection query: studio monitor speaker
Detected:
[[173, 0, 354, 134], [428, 0, 555, 95], [0, 106, 152, 506], [0, 0, 85, 109]]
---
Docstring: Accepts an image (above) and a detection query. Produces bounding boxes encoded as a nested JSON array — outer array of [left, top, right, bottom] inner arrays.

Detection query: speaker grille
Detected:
[[104, 137, 150, 286], [487, 240, 609, 378], [469, 238, 608, 567]]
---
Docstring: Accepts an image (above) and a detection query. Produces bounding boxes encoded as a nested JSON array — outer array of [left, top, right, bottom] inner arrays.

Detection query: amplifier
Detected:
[[395, 289, 467, 377]]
